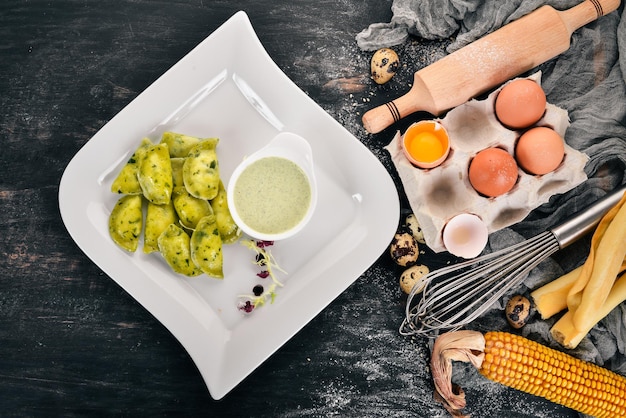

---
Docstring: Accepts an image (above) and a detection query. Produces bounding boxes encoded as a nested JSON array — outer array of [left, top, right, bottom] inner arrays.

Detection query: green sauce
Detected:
[[233, 156, 311, 234]]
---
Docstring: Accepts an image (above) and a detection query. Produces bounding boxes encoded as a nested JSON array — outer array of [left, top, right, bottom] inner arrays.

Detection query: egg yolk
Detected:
[[407, 132, 444, 163]]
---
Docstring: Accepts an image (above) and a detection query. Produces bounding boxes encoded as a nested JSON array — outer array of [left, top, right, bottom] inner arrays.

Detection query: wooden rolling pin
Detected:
[[362, 0, 621, 134]]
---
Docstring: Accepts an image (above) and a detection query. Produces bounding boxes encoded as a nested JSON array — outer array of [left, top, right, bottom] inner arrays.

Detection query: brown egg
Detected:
[[495, 79, 546, 129], [515, 126, 565, 175], [468, 148, 518, 197]]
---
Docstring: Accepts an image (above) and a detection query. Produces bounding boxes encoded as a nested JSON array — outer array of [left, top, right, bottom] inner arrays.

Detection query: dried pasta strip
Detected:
[[566, 192, 626, 312], [551, 265, 626, 348], [570, 192, 626, 331], [531, 266, 582, 319]]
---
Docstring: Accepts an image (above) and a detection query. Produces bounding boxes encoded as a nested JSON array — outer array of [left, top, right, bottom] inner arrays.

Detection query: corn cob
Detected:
[[430, 330, 626, 417]]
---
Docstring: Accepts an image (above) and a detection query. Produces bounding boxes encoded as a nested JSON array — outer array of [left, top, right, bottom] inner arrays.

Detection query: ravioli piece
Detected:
[[172, 189, 213, 229], [108, 195, 143, 252], [160, 131, 218, 158], [170, 157, 186, 195], [138, 143, 173, 205], [210, 180, 241, 244], [190, 214, 223, 279], [144, 200, 178, 254], [110, 138, 152, 195], [157, 224, 202, 277], [183, 141, 220, 200]]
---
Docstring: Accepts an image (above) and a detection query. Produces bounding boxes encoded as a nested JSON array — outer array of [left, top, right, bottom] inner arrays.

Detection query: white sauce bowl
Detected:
[[227, 132, 318, 241]]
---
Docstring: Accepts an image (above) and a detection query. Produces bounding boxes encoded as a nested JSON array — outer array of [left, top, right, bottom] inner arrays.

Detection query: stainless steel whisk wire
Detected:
[[400, 185, 626, 339]]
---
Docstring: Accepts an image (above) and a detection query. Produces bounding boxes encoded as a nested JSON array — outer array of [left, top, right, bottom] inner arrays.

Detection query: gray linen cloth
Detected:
[[357, 0, 626, 392]]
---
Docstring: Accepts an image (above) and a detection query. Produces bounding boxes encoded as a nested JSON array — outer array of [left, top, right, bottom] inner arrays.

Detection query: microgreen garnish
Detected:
[[255, 253, 267, 266], [241, 239, 285, 287], [238, 300, 255, 313], [237, 239, 286, 314]]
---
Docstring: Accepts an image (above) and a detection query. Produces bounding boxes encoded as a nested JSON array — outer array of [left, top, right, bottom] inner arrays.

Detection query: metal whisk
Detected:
[[400, 184, 626, 338]]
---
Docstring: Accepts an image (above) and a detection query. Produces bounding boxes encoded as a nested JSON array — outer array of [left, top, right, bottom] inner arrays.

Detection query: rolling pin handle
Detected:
[[386, 101, 401, 124], [559, 0, 621, 34], [362, 75, 436, 134], [362, 100, 401, 134]]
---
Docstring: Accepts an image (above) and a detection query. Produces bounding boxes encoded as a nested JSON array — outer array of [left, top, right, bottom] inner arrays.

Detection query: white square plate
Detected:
[[59, 11, 399, 399]]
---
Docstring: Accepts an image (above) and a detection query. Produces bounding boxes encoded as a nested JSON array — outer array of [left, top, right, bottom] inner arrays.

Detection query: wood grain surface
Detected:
[[0, 1, 580, 416]]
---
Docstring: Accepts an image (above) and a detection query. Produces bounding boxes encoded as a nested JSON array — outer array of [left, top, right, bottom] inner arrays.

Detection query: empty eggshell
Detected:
[[442, 213, 488, 259], [371, 48, 400, 85]]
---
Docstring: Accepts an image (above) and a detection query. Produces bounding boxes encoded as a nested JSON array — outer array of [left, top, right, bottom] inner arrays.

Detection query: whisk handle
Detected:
[[550, 184, 626, 248]]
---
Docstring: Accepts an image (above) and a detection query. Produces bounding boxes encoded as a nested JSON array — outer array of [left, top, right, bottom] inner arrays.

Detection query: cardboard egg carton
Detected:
[[385, 72, 589, 253]]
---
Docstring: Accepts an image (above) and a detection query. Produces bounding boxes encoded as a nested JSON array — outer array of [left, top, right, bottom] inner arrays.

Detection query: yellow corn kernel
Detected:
[[480, 332, 626, 418]]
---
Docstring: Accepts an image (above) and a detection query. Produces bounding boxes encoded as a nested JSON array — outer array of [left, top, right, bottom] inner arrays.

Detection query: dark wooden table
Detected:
[[0, 1, 584, 416]]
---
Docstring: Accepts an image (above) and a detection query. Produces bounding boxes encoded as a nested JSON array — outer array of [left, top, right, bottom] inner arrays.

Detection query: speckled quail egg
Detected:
[[405, 213, 425, 244], [371, 48, 400, 85], [389, 232, 419, 266], [505, 295, 532, 329], [399, 264, 430, 295]]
